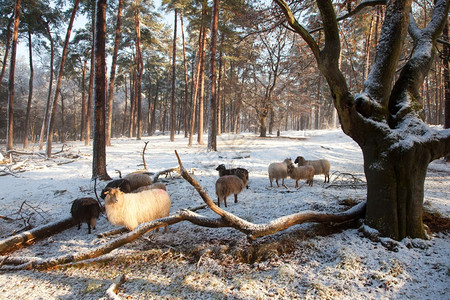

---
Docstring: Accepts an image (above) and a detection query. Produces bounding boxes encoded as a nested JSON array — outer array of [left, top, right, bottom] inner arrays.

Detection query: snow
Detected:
[[0, 129, 449, 299]]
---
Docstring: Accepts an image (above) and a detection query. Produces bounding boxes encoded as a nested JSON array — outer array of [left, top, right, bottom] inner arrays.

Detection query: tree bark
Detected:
[[106, 0, 124, 146], [6, 0, 21, 151], [208, 0, 219, 151], [92, 0, 111, 181], [170, 9, 177, 142], [24, 31, 34, 149]]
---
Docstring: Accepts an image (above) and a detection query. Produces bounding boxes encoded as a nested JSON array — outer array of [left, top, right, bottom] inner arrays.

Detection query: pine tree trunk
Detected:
[[170, 9, 177, 142], [92, 0, 110, 180], [208, 0, 219, 152], [106, 0, 123, 146], [24, 31, 34, 149], [6, 0, 21, 151]]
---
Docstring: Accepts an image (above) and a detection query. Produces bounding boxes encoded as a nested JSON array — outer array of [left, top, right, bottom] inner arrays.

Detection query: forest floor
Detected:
[[0, 129, 449, 299]]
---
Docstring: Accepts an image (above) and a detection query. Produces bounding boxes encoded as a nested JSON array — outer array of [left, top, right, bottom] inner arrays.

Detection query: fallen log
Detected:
[[0, 216, 75, 254]]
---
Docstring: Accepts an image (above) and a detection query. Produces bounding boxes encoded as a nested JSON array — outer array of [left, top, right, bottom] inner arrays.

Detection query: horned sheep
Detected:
[[268, 158, 292, 187], [294, 156, 330, 183], [104, 187, 171, 231]]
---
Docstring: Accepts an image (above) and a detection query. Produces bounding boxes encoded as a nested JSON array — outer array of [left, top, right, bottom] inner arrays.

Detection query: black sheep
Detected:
[[70, 197, 101, 234], [100, 179, 132, 199]]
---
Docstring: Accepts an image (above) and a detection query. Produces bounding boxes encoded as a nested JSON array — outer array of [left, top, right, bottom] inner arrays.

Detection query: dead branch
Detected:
[[174, 150, 366, 240], [0, 217, 74, 254], [0, 215, 13, 221], [142, 141, 149, 171], [97, 227, 129, 238], [152, 166, 180, 183], [106, 274, 126, 300]]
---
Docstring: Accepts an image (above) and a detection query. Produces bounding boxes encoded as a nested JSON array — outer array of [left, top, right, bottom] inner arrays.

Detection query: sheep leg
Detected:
[[87, 223, 91, 234], [217, 197, 221, 207], [224, 197, 227, 208], [295, 180, 298, 188], [77, 223, 81, 230], [275, 179, 280, 187], [234, 194, 238, 204]]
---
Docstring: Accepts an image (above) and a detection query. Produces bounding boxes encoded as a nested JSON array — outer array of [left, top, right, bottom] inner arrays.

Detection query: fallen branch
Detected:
[[106, 274, 126, 300], [174, 150, 366, 240], [152, 166, 180, 183], [0, 217, 74, 254]]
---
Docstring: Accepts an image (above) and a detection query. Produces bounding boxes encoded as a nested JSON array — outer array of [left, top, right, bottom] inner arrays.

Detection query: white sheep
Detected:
[[268, 158, 292, 187], [104, 187, 171, 231], [123, 172, 153, 191], [294, 156, 331, 183], [287, 162, 315, 188], [133, 182, 167, 192], [215, 175, 247, 207]]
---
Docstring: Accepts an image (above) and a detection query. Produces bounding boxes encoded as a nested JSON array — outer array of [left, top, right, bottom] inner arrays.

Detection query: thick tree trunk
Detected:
[[362, 142, 429, 240], [92, 0, 110, 181]]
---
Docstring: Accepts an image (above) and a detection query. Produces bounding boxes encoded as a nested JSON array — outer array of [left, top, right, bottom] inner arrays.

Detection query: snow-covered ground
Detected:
[[0, 129, 448, 299]]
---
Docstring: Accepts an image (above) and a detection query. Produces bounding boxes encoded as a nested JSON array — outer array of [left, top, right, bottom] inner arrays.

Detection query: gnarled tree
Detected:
[[273, 0, 450, 240]]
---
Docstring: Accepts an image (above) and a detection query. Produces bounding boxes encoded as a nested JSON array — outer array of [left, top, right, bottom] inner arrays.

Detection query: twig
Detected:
[[142, 141, 149, 171]]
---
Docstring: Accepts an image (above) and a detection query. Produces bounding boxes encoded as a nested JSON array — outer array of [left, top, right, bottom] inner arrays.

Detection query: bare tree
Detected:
[[274, 0, 450, 239]]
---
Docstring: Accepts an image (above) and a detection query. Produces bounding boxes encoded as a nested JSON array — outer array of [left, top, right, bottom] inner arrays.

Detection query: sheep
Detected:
[[100, 178, 132, 199], [133, 182, 167, 192], [216, 165, 250, 188], [268, 158, 292, 187], [215, 175, 246, 207], [104, 187, 171, 231], [70, 197, 101, 234], [123, 172, 153, 191], [294, 156, 331, 183], [287, 162, 315, 188]]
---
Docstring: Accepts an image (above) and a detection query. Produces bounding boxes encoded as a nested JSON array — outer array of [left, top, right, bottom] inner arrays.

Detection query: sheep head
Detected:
[[104, 188, 124, 204], [294, 156, 305, 165]]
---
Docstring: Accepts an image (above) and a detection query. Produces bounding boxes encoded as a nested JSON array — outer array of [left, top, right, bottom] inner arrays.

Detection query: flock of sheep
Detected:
[[70, 156, 330, 234]]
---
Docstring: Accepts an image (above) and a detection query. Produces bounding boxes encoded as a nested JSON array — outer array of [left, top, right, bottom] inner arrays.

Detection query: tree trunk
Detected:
[[134, 0, 143, 140], [197, 1, 208, 145], [170, 9, 177, 142], [188, 28, 204, 146], [86, 10, 96, 146], [92, 0, 110, 181], [207, 0, 219, 152], [0, 15, 13, 85], [180, 12, 189, 138], [6, 0, 21, 151], [106, 0, 124, 146], [81, 60, 87, 141], [46, 0, 80, 158], [38, 20, 54, 150], [24, 31, 34, 149]]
